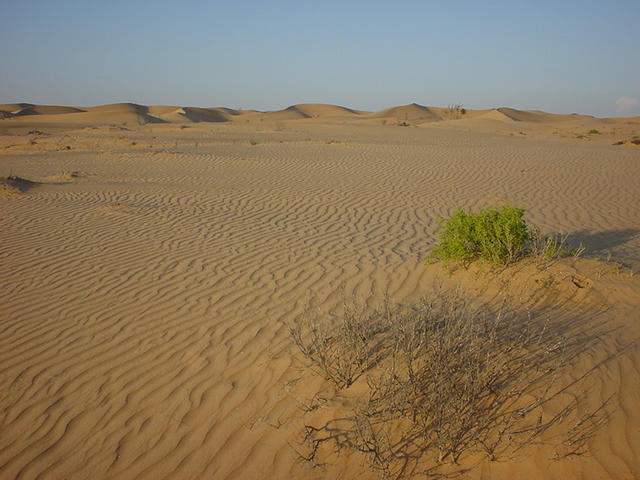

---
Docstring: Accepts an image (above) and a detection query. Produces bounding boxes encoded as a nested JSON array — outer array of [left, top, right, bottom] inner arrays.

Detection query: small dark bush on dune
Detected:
[[0, 174, 39, 195]]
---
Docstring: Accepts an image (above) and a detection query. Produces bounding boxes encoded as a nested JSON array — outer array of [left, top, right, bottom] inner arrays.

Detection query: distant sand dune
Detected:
[[286, 103, 363, 118], [0, 103, 85, 115], [0, 103, 165, 127], [261, 105, 312, 120], [150, 107, 230, 123], [1, 102, 639, 132], [16, 105, 86, 116], [604, 115, 640, 123], [0, 103, 26, 112], [372, 102, 441, 123], [181, 107, 232, 123], [497, 107, 554, 122], [494, 107, 592, 123], [0, 103, 85, 120], [476, 108, 519, 122]]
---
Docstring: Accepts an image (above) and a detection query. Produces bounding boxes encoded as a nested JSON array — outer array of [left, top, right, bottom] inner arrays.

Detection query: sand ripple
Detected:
[[1, 124, 639, 479]]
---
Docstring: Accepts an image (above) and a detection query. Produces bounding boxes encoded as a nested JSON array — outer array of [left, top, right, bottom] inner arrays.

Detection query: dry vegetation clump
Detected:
[[0, 174, 39, 197], [444, 104, 466, 119], [290, 300, 391, 389], [291, 290, 610, 478], [613, 136, 640, 146], [528, 228, 585, 268]]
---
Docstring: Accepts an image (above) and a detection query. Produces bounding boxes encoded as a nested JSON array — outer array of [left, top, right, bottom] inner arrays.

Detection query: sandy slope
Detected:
[[0, 114, 639, 479], [371, 103, 441, 123]]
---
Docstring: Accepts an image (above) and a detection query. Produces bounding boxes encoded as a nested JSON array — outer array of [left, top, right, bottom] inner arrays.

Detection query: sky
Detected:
[[1, 0, 639, 117]]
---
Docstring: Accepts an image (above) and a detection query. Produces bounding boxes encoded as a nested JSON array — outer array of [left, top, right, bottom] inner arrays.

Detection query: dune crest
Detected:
[[372, 102, 440, 123], [1, 102, 638, 132]]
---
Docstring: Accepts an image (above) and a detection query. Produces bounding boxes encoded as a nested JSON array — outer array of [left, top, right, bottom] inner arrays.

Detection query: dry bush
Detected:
[[291, 290, 611, 478], [0, 174, 39, 196], [528, 228, 586, 267], [290, 299, 392, 388], [444, 104, 465, 120]]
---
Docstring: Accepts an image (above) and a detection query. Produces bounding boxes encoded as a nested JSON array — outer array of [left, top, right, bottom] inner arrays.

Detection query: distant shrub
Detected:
[[588, 129, 600, 135], [444, 103, 464, 119], [427, 206, 529, 267]]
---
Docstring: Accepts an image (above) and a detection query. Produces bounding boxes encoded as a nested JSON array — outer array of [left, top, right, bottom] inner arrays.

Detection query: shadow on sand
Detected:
[[568, 228, 639, 256]]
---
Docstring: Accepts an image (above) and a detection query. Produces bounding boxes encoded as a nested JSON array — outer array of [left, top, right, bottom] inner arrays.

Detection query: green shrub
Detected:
[[428, 206, 530, 267], [588, 129, 600, 135]]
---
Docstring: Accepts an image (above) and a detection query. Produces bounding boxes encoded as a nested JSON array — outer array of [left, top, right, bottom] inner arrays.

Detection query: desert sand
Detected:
[[1, 103, 639, 479]]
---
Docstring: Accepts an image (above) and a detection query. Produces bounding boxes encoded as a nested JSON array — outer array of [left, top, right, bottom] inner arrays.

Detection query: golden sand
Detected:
[[1, 104, 639, 479]]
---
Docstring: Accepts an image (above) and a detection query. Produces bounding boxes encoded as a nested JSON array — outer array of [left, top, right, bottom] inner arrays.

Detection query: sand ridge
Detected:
[[0, 116, 639, 479], [2, 102, 638, 148]]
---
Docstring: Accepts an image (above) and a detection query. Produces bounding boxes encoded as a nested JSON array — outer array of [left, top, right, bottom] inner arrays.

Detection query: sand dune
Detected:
[[475, 108, 519, 122], [11, 104, 86, 116], [146, 105, 184, 116], [0, 109, 639, 479], [0, 103, 83, 115], [0, 104, 86, 122], [285, 103, 363, 118], [181, 107, 234, 123], [496, 107, 559, 122], [261, 105, 314, 120], [604, 115, 640, 124], [1, 102, 639, 135], [85, 103, 166, 124], [259, 103, 364, 122], [0, 103, 25, 112], [485, 108, 601, 126], [149, 107, 230, 123], [371, 102, 441, 123], [0, 103, 164, 127]]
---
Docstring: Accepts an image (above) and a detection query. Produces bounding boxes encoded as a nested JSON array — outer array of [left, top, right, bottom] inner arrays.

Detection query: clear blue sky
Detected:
[[1, 0, 639, 116]]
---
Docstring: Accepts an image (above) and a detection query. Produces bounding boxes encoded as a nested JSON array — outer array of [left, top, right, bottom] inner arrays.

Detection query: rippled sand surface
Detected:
[[1, 120, 639, 479]]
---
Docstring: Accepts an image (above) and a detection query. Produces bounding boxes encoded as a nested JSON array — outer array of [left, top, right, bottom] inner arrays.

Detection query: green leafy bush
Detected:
[[428, 206, 530, 267]]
